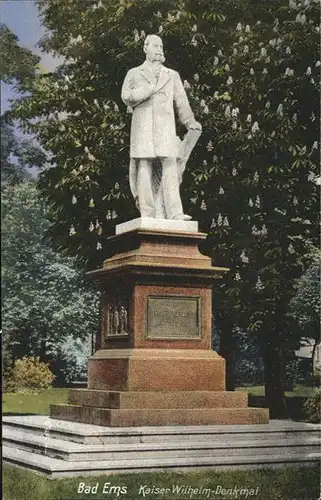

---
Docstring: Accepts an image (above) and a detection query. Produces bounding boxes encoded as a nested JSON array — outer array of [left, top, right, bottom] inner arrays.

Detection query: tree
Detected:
[[9, 0, 319, 417], [1, 118, 47, 185], [1, 119, 31, 184], [1, 24, 97, 382], [2, 181, 99, 374], [1, 24, 46, 184], [0, 23, 40, 86]]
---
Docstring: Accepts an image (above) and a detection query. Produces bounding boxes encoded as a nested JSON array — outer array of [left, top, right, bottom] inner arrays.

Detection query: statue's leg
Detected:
[[155, 182, 166, 219], [160, 157, 184, 219], [137, 158, 156, 218], [152, 158, 166, 218]]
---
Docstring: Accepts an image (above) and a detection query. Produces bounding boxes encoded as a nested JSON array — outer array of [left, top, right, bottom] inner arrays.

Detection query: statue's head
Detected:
[[144, 34, 165, 63]]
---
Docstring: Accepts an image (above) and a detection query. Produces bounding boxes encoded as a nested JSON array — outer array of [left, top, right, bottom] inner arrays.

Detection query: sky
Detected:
[[1, 0, 63, 112]]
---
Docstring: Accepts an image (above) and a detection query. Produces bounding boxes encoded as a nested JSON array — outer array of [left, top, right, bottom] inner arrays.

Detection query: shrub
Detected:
[[5, 356, 55, 393], [304, 388, 321, 423]]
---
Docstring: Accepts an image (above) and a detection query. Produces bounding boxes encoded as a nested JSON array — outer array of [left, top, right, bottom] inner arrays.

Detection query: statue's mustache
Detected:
[[155, 53, 165, 62]]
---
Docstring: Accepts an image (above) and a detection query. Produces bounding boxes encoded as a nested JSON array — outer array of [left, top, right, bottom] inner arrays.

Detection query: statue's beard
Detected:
[[151, 54, 165, 64]]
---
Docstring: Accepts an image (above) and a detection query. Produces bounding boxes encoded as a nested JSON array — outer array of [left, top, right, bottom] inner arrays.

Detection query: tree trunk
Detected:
[[263, 332, 288, 419], [217, 315, 236, 391], [311, 339, 318, 375], [39, 340, 47, 363]]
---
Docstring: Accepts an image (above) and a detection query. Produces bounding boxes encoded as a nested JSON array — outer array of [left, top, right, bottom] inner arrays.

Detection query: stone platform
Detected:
[[51, 388, 268, 427], [68, 389, 248, 409], [3, 416, 320, 478], [51, 395, 268, 427]]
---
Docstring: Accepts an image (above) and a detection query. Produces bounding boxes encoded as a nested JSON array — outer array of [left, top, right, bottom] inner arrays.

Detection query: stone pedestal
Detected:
[[50, 219, 269, 426]]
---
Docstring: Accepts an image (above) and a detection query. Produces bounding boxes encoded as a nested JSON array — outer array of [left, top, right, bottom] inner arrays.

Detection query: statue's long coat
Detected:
[[121, 61, 195, 158]]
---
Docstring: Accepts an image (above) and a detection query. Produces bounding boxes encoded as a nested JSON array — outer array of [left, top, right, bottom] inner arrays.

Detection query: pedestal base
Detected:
[[87, 349, 226, 391], [50, 351, 269, 425], [67, 389, 248, 409], [49, 226, 269, 426], [50, 403, 269, 427]]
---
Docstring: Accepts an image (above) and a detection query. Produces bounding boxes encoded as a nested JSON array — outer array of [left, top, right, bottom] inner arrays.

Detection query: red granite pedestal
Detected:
[[50, 227, 269, 426]]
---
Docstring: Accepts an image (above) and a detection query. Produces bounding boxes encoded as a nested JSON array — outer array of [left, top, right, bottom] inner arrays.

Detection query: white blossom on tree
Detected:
[[255, 276, 264, 290], [240, 250, 249, 263]]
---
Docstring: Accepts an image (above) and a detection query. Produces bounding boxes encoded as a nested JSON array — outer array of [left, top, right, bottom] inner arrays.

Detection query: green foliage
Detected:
[[233, 329, 301, 389], [1, 181, 99, 372], [1, 118, 47, 185], [284, 357, 301, 391], [289, 248, 320, 341], [1, 23, 47, 185], [52, 335, 91, 384], [1, 120, 30, 184], [303, 387, 321, 423], [233, 328, 264, 386], [0, 23, 40, 86], [5, 356, 55, 393]]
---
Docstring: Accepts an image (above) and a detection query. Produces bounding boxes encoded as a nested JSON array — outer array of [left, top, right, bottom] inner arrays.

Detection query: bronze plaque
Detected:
[[146, 295, 201, 340]]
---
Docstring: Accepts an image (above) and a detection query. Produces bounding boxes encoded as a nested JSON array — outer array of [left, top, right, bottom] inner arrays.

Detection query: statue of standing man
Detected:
[[121, 34, 202, 220]]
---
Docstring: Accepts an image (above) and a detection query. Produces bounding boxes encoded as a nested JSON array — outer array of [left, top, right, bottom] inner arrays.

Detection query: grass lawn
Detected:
[[3, 463, 320, 500], [3, 388, 69, 415], [236, 384, 316, 421], [236, 384, 315, 398], [3, 385, 314, 416], [3, 387, 319, 499]]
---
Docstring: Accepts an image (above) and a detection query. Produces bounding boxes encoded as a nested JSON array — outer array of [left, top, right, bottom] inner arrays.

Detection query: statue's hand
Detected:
[[189, 121, 202, 131]]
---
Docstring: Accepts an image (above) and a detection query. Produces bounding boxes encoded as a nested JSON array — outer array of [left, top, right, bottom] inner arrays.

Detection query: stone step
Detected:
[[68, 389, 248, 409], [50, 404, 269, 426], [3, 427, 320, 462], [4, 445, 320, 478], [3, 416, 320, 445]]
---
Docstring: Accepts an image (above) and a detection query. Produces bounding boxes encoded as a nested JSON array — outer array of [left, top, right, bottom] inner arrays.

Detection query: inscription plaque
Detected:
[[146, 295, 201, 340]]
